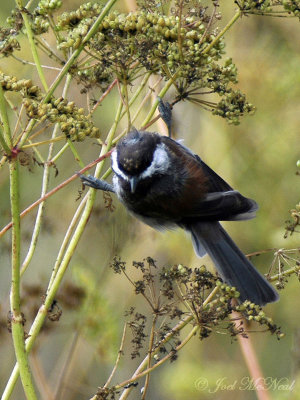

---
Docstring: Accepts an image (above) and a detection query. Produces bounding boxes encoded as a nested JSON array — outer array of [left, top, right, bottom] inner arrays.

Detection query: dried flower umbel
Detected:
[[110, 256, 283, 364]]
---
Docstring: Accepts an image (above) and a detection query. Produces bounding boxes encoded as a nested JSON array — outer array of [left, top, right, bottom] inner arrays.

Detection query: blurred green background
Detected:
[[0, 1, 300, 399]]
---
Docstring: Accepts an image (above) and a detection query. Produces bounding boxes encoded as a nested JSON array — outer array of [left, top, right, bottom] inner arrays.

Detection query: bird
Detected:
[[80, 129, 279, 306]]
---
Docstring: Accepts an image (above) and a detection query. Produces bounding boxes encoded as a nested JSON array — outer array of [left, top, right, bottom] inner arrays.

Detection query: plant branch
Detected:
[[17, 1, 49, 91], [2, 97, 124, 399], [0, 150, 113, 238], [202, 9, 241, 55], [109, 287, 220, 400], [9, 158, 38, 400], [43, 0, 118, 104]]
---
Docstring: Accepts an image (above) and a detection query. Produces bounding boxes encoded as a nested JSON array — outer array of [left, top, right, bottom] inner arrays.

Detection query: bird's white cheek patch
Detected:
[[112, 174, 123, 198], [140, 144, 170, 179], [111, 150, 129, 181]]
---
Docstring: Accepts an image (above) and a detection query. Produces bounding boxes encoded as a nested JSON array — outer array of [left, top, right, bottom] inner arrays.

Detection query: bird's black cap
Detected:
[[117, 130, 161, 176]]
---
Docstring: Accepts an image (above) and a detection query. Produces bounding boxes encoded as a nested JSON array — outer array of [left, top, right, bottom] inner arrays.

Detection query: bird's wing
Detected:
[[182, 190, 258, 221], [161, 137, 258, 221]]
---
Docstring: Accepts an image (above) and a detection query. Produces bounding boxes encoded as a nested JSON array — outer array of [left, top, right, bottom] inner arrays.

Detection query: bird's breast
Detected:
[[113, 166, 208, 223]]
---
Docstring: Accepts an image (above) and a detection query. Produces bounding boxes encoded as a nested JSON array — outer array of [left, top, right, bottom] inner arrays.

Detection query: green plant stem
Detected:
[[141, 77, 175, 128], [14, 0, 117, 149], [21, 73, 74, 275], [0, 84, 12, 155], [202, 10, 241, 55], [47, 193, 89, 289], [2, 98, 124, 400], [67, 139, 85, 168], [20, 125, 60, 276], [9, 159, 38, 400], [16, 2, 49, 91], [21, 136, 65, 150], [2, 194, 92, 400], [122, 80, 131, 132], [51, 142, 69, 163], [17, 119, 36, 149], [269, 264, 300, 282], [44, 0, 117, 104]]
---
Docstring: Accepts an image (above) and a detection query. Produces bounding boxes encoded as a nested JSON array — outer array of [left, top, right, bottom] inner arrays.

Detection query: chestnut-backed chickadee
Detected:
[[81, 130, 278, 306]]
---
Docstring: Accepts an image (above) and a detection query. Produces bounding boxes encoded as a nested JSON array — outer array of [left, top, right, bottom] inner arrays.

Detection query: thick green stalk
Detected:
[[2, 98, 124, 400], [9, 160, 38, 400], [18, 6, 49, 91]]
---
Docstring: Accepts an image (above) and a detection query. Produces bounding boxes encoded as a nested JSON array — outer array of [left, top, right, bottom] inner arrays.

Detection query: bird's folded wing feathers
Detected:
[[181, 190, 258, 221]]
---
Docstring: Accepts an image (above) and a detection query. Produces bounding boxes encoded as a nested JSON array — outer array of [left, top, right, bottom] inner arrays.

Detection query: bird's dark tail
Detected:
[[188, 222, 279, 306]]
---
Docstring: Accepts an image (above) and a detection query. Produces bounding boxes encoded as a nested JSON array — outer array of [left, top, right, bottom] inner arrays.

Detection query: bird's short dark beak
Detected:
[[130, 177, 138, 193]]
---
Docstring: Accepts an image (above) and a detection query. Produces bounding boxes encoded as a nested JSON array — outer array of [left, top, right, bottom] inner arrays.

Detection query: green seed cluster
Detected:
[[57, 8, 223, 72], [23, 97, 100, 141], [31, 15, 50, 35], [283, 0, 300, 18], [236, 0, 272, 13], [58, 9, 225, 71], [35, 0, 62, 15], [0, 28, 20, 57], [160, 265, 281, 340], [236, 300, 284, 339], [213, 89, 256, 125], [1, 2, 256, 125], [0, 72, 41, 98], [6, 0, 62, 38], [56, 3, 104, 50], [56, 5, 253, 123], [207, 58, 238, 95], [7, 10, 49, 36], [0, 71, 100, 141], [57, 2, 102, 30]]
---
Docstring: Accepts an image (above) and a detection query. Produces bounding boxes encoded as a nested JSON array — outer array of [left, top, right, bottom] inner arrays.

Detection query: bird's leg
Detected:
[[79, 174, 115, 193], [158, 97, 172, 137]]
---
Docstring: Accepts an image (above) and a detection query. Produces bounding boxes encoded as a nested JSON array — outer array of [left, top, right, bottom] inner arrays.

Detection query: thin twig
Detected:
[[104, 324, 128, 388], [0, 150, 113, 238]]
